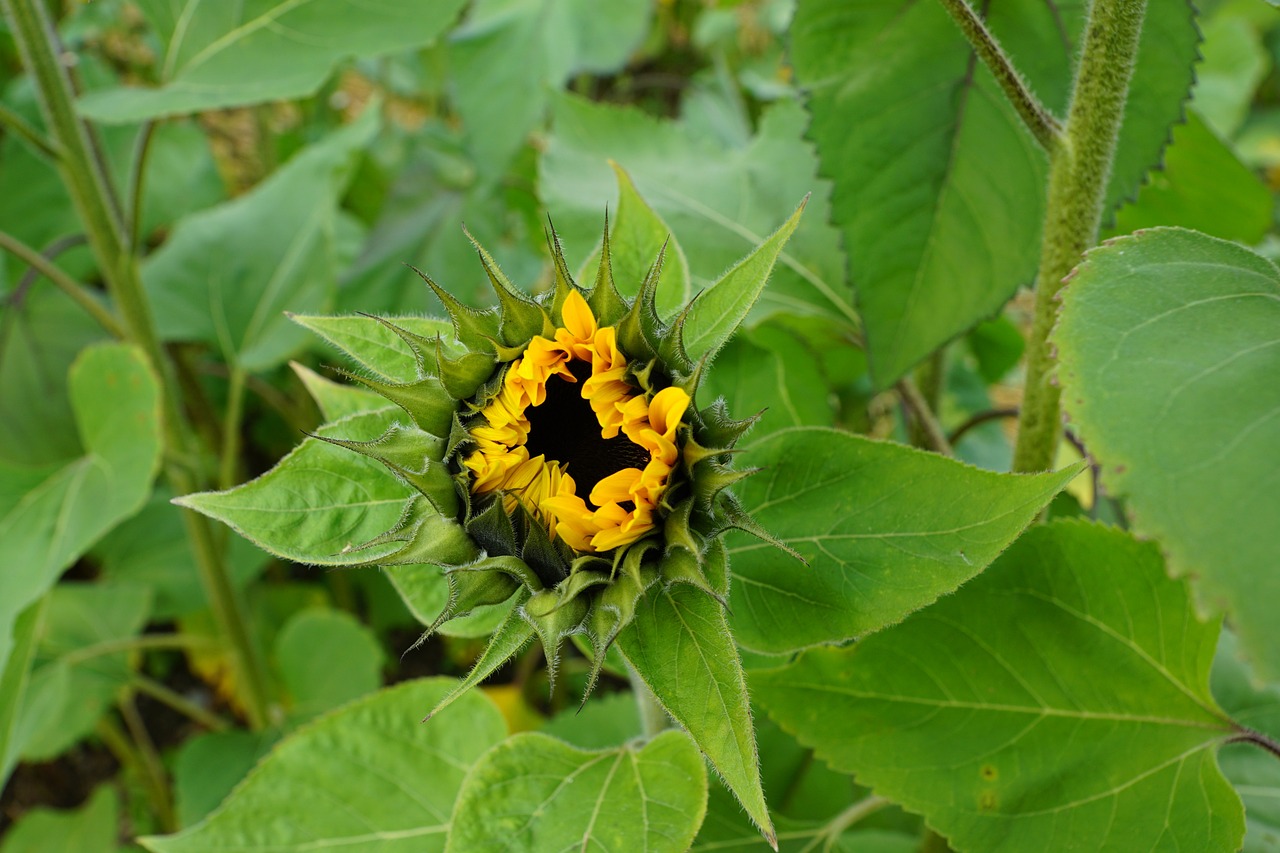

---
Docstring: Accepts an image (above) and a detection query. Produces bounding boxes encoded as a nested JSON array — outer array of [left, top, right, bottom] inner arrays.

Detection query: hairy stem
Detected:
[[936, 0, 1063, 150], [1012, 0, 1148, 473]]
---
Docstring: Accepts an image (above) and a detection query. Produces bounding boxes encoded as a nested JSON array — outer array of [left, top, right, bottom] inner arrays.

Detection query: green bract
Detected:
[[178, 193, 808, 843]]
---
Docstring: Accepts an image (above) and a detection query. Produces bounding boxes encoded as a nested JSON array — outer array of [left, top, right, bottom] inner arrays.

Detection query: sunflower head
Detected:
[[321, 221, 785, 696]]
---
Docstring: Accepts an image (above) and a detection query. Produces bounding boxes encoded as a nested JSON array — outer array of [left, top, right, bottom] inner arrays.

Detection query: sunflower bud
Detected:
[[320, 220, 775, 696]]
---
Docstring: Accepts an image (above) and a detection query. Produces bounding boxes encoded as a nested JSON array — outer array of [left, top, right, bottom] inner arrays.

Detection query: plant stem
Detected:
[[0, 229, 126, 338], [132, 675, 231, 732], [2, 0, 275, 730], [97, 714, 174, 833], [896, 376, 954, 457], [936, 0, 1063, 151], [814, 795, 890, 848], [219, 365, 247, 490], [61, 632, 215, 666], [1229, 729, 1280, 762], [119, 694, 177, 833], [0, 99, 59, 159], [1011, 0, 1148, 473], [627, 663, 668, 738], [948, 407, 1020, 445], [127, 120, 157, 253]]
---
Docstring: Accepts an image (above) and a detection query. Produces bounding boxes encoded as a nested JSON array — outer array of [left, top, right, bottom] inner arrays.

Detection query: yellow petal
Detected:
[[561, 289, 597, 341]]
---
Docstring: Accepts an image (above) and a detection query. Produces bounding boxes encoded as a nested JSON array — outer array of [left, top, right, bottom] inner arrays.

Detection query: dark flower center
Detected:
[[524, 360, 649, 502]]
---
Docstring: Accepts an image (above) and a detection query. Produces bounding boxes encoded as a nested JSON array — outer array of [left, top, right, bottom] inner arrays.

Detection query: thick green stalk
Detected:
[[628, 663, 668, 738], [1012, 0, 1148, 473], [1, 0, 274, 729]]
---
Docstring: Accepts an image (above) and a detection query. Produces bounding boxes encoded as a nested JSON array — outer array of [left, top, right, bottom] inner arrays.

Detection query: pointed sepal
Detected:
[[421, 592, 534, 722]]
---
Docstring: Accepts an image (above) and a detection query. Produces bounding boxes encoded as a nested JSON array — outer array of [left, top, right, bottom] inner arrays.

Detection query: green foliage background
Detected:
[[1, 0, 1278, 851]]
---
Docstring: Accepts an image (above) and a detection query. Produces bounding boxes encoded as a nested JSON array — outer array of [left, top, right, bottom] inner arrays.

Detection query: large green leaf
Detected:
[[141, 678, 507, 853], [791, 0, 1198, 385], [727, 428, 1082, 653], [617, 585, 774, 846], [289, 314, 453, 383], [0, 599, 45, 788], [446, 730, 707, 852], [18, 582, 151, 761], [175, 408, 417, 567], [76, 0, 467, 122], [448, 0, 651, 178], [0, 344, 161, 681], [754, 521, 1245, 852], [1054, 227, 1280, 681], [540, 95, 853, 328], [144, 110, 377, 371]]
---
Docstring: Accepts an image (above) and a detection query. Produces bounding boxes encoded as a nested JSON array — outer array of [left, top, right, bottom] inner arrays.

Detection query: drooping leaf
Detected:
[[175, 408, 417, 567], [274, 607, 384, 723], [728, 428, 1082, 654], [141, 678, 506, 853], [18, 582, 151, 761], [77, 0, 468, 122], [1054, 227, 1280, 682], [0, 344, 161, 679], [791, 0, 1199, 384], [446, 730, 707, 852], [754, 521, 1245, 853], [448, 0, 651, 178], [541, 95, 854, 329], [618, 584, 775, 845], [144, 111, 378, 371]]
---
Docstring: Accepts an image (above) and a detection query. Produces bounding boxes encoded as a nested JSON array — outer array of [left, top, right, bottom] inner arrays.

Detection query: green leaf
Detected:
[[791, 0, 1198, 385], [383, 564, 513, 639], [447, 0, 651, 177], [1194, 14, 1269, 139], [1212, 631, 1280, 853], [0, 598, 45, 788], [682, 197, 806, 363], [446, 730, 707, 853], [1106, 111, 1272, 244], [290, 362, 387, 421], [76, 0, 468, 122], [541, 95, 854, 329], [290, 314, 454, 383], [701, 321, 836, 437], [618, 584, 775, 846], [1054, 228, 1280, 682], [274, 607, 384, 723], [754, 521, 1244, 853], [175, 408, 417, 567], [728, 428, 1082, 654], [173, 730, 278, 828], [91, 487, 264, 619], [576, 162, 692, 317], [540, 692, 641, 750], [0, 343, 161, 682], [18, 582, 151, 761], [0, 284, 107, 466], [0, 784, 117, 853], [144, 111, 377, 371], [141, 678, 507, 853]]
